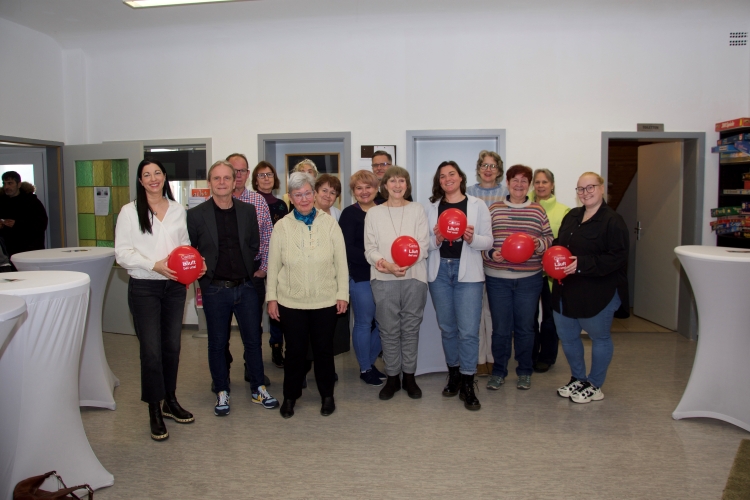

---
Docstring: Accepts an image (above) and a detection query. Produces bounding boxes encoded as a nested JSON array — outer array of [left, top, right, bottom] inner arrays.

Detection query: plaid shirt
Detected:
[[234, 189, 272, 272]]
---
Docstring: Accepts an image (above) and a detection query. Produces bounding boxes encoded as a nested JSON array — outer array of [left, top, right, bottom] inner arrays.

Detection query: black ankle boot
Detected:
[[459, 374, 481, 411], [271, 343, 284, 368], [149, 402, 169, 441], [161, 393, 194, 423], [320, 396, 336, 416], [280, 398, 296, 419], [442, 366, 461, 397], [379, 375, 401, 400], [402, 373, 422, 399]]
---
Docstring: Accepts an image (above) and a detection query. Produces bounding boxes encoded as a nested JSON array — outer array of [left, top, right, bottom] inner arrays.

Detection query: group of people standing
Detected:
[[114, 148, 628, 441]]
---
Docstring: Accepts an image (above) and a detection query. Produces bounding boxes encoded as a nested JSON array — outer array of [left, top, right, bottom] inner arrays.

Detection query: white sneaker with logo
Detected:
[[557, 377, 585, 398], [570, 382, 604, 404]]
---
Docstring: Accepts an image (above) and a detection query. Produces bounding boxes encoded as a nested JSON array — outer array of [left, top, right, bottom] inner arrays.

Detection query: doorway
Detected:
[[601, 132, 705, 340]]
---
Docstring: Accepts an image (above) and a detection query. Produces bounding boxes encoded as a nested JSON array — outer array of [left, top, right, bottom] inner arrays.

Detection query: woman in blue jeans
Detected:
[[427, 161, 492, 410], [482, 165, 553, 391], [339, 170, 386, 386], [552, 172, 628, 404]]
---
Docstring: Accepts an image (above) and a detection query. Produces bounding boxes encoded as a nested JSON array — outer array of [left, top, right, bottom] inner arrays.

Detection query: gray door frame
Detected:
[[258, 132, 352, 207], [601, 131, 706, 340]]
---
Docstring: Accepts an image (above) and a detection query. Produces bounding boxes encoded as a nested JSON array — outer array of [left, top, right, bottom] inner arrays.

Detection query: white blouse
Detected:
[[114, 199, 190, 280]]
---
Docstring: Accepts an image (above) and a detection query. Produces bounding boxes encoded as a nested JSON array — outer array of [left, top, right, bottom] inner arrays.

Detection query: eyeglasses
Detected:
[[291, 191, 314, 201], [479, 164, 498, 171], [372, 162, 391, 169], [575, 184, 601, 194], [256, 172, 275, 179], [233, 169, 248, 175]]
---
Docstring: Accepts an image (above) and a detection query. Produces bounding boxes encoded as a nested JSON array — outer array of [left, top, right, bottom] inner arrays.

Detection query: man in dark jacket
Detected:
[[0, 171, 48, 256]]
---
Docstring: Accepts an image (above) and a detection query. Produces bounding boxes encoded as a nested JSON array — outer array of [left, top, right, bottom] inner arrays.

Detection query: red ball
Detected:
[[167, 245, 203, 285], [391, 236, 420, 268], [542, 245, 573, 281], [438, 208, 468, 242], [500, 233, 535, 263]]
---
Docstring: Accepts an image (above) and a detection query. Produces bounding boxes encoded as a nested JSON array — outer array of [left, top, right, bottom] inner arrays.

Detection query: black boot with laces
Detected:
[[149, 402, 169, 441], [442, 365, 461, 397], [459, 374, 481, 411]]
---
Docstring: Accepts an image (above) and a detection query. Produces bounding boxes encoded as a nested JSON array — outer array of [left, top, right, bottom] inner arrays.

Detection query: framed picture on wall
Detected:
[[285, 153, 342, 208]]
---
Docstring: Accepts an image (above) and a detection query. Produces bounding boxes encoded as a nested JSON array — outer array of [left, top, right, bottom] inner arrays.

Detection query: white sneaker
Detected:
[[557, 377, 585, 398], [570, 382, 604, 404]]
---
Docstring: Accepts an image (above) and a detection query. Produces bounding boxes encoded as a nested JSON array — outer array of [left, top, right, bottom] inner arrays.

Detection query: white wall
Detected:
[[0, 17, 65, 142]]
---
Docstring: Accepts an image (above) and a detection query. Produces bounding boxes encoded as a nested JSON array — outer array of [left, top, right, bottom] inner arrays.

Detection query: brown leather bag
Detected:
[[13, 471, 93, 500]]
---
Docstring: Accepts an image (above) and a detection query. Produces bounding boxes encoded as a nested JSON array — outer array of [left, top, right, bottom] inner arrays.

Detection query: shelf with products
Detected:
[[714, 122, 750, 248]]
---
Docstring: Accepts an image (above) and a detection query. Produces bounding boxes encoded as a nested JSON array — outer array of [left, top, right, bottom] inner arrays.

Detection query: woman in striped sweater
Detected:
[[482, 164, 553, 391]]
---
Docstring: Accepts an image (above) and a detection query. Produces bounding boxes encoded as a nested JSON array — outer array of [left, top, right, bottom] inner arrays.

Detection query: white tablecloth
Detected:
[[0, 271, 114, 499], [12, 248, 120, 409], [673, 245, 750, 432], [0, 294, 26, 360]]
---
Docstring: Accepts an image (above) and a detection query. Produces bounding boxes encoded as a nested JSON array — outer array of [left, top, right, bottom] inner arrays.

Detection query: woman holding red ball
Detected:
[[115, 158, 204, 441], [426, 161, 492, 411], [482, 164, 553, 391]]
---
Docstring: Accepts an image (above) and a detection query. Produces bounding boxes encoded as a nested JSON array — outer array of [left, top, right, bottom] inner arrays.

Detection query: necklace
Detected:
[[386, 201, 404, 237]]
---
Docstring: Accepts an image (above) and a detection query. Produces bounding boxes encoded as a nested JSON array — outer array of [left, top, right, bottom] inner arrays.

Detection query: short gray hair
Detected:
[[207, 160, 236, 182], [533, 168, 555, 194], [288, 172, 315, 194]]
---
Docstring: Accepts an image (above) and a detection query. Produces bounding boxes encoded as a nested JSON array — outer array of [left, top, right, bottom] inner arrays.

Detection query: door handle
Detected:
[[634, 221, 642, 241]]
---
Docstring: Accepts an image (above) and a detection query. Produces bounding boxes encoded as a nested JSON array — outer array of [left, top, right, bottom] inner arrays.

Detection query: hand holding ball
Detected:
[[167, 245, 203, 285], [542, 245, 573, 282], [500, 233, 535, 263], [438, 209, 467, 243], [391, 236, 420, 268]]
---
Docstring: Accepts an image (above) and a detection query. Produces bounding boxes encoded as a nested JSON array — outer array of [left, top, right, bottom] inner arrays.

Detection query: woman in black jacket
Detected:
[[552, 172, 628, 404]]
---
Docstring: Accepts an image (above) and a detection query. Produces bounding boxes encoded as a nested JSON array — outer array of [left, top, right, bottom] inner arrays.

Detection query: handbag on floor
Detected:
[[13, 471, 94, 500]]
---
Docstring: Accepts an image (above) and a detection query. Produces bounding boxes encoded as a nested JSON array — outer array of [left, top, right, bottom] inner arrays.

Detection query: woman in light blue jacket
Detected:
[[427, 161, 493, 411]]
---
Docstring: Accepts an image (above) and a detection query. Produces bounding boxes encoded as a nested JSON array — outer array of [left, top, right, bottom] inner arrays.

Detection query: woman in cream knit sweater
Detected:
[[267, 172, 349, 419]]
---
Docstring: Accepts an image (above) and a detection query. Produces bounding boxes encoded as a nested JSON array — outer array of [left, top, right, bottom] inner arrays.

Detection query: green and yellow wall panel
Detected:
[[75, 158, 129, 247]]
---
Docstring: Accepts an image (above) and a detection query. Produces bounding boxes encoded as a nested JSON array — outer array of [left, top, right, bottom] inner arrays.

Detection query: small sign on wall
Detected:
[[637, 123, 665, 132], [94, 187, 110, 216], [359, 145, 397, 171]]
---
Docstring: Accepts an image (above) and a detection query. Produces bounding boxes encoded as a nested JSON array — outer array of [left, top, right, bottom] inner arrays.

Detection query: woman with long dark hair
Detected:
[[115, 158, 201, 440], [426, 161, 493, 410]]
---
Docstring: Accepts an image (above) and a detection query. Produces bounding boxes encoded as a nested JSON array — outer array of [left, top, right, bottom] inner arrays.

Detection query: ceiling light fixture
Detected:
[[123, 0, 249, 9]]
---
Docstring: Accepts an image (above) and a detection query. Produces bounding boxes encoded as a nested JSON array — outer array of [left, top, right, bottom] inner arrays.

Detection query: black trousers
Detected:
[[532, 277, 559, 365], [128, 278, 187, 403], [279, 305, 337, 400]]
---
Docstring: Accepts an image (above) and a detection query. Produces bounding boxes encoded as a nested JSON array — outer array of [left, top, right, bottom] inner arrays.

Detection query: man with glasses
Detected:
[[371, 150, 412, 203]]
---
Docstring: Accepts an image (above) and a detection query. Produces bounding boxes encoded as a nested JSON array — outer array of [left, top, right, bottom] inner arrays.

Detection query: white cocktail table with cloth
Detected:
[[0, 271, 114, 499], [673, 245, 750, 432], [12, 247, 120, 409], [0, 294, 25, 356]]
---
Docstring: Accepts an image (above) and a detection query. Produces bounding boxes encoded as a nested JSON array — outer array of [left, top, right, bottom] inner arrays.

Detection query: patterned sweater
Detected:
[[482, 197, 553, 278], [266, 210, 349, 309]]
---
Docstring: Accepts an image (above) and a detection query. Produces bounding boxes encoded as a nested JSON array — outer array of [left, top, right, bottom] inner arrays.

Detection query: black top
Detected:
[[551, 201, 629, 319], [438, 197, 468, 259], [0, 190, 48, 256], [258, 191, 289, 226], [212, 199, 248, 281], [339, 203, 372, 283]]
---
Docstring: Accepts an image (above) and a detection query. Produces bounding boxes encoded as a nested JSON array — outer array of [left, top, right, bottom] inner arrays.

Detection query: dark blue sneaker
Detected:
[[371, 365, 387, 380], [214, 390, 230, 416], [360, 369, 384, 387]]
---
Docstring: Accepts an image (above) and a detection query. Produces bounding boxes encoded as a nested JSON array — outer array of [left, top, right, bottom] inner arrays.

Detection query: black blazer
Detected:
[[551, 201, 629, 319], [187, 198, 261, 290]]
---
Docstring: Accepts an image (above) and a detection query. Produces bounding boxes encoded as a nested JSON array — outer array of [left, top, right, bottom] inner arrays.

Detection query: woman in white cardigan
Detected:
[[427, 161, 493, 411]]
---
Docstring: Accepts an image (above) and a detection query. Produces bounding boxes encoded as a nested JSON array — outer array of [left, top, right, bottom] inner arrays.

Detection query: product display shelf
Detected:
[[716, 125, 750, 249]]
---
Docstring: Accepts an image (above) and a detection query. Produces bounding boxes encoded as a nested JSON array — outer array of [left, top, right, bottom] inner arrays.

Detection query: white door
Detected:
[[633, 142, 683, 330], [0, 148, 49, 248]]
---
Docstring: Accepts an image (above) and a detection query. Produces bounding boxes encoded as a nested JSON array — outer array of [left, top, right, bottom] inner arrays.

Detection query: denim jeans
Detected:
[[127, 278, 187, 403], [485, 272, 543, 378], [202, 281, 263, 393], [349, 278, 381, 372], [428, 258, 484, 375], [553, 292, 621, 388], [532, 278, 559, 365]]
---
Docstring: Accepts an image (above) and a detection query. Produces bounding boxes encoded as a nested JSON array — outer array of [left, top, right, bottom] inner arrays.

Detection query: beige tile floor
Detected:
[[611, 310, 674, 333], [81, 329, 745, 500]]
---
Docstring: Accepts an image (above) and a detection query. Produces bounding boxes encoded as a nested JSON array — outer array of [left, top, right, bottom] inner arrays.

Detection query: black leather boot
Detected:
[[161, 393, 195, 423], [402, 372, 422, 399], [149, 402, 169, 441], [320, 396, 336, 416], [271, 343, 284, 368], [379, 375, 401, 400], [442, 366, 461, 397], [459, 374, 481, 411], [280, 398, 296, 419]]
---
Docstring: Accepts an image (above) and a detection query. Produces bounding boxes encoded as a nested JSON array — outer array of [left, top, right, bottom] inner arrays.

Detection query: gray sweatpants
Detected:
[[371, 278, 428, 376]]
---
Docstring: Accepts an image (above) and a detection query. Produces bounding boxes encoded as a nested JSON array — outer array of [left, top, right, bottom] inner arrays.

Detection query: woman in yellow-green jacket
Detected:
[[530, 168, 570, 373]]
